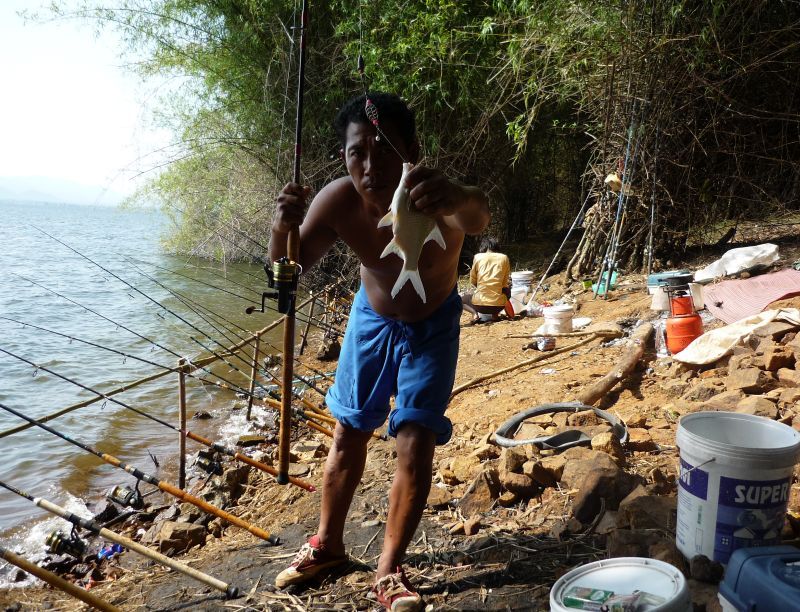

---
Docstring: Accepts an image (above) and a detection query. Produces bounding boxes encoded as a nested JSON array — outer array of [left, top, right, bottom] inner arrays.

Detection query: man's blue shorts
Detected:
[[325, 285, 461, 445]]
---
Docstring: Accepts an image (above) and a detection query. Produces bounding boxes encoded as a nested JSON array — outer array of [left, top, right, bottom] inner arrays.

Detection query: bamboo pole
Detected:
[[449, 335, 600, 398], [298, 295, 316, 355], [0, 545, 120, 612], [0, 480, 240, 598], [246, 335, 261, 421], [178, 357, 187, 489]]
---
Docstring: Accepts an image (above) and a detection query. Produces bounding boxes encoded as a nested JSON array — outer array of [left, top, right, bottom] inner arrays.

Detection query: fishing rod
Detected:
[[273, 0, 309, 485], [34, 228, 275, 384], [0, 347, 316, 492], [125, 255, 346, 338], [0, 544, 120, 612], [0, 400, 279, 543], [0, 480, 239, 598], [13, 273, 257, 398]]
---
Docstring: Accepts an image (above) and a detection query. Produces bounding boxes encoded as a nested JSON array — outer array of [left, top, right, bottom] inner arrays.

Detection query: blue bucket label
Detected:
[[679, 458, 709, 500], [713, 475, 791, 563]]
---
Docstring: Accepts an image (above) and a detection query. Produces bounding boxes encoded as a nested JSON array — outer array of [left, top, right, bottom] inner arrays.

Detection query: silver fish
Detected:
[[377, 163, 446, 303]]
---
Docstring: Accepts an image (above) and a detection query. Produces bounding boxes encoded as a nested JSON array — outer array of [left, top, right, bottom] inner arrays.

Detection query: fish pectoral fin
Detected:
[[391, 268, 427, 303], [380, 239, 402, 259], [425, 224, 446, 250], [377, 212, 394, 228]]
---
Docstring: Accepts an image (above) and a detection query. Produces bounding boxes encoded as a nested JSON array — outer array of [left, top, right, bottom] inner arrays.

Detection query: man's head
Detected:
[[479, 236, 499, 253], [336, 93, 419, 205], [334, 92, 417, 152]]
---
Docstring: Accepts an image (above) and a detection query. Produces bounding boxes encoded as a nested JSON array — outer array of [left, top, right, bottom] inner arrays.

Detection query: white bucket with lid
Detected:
[[550, 557, 691, 612], [542, 304, 573, 333], [676, 412, 800, 564]]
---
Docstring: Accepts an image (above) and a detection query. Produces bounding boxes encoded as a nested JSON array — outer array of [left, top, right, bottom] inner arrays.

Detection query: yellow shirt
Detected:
[[470, 252, 510, 307]]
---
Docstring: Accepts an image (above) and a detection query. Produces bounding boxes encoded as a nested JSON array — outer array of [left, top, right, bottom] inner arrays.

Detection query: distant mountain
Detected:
[[0, 176, 127, 206]]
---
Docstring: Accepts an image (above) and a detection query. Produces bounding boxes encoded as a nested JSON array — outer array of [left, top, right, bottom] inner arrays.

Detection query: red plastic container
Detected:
[[666, 313, 703, 354]]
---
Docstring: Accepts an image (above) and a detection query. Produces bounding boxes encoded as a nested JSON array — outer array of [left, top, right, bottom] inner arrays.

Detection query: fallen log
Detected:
[[577, 322, 654, 406]]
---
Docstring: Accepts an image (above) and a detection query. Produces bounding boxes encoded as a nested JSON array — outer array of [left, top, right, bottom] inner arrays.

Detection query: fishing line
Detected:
[[0, 347, 316, 492], [0, 316, 331, 412], [0, 400, 284, 539], [34, 228, 288, 385], [13, 273, 258, 398], [123, 255, 345, 337], [356, 1, 409, 163]]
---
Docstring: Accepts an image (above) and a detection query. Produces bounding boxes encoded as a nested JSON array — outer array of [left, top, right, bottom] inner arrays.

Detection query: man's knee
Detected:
[[395, 423, 436, 470], [331, 421, 372, 454]]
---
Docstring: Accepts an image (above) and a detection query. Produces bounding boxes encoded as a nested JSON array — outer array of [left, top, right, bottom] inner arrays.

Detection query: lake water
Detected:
[[0, 200, 285, 586]]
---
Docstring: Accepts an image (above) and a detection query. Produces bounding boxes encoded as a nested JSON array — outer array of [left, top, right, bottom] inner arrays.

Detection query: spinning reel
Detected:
[[46, 526, 86, 559], [246, 258, 300, 316]]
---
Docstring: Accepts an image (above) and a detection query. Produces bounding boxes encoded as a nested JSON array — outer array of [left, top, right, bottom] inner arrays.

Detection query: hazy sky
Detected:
[[0, 1, 171, 197]]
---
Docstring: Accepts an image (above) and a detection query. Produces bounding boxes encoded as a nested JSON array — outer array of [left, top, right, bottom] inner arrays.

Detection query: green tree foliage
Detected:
[[50, 0, 800, 277]]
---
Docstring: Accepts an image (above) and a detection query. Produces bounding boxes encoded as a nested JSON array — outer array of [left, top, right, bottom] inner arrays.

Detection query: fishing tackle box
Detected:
[[718, 544, 800, 611]]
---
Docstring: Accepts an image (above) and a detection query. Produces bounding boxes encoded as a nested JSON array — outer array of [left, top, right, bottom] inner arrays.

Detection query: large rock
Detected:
[[562, 450, 640, 522], [498, 447, 527, 475], [451, 455, 482, 484], [764, 346, 796, 371], [144, 520, 206, 554], [735, 395, 779, 419], [567, 410, 600, 427], [617, 488, 677, 530], [777, 368, 800, 387], [727, 368, 774, 394], [591, 432, 625, 465], [681, 380, 726, 402], [522, 459, 558, 488], [701, 389, 746, 411], [499, 471, 539, 497], [458, 468, 502, 515], [626, 428, 657, 452]]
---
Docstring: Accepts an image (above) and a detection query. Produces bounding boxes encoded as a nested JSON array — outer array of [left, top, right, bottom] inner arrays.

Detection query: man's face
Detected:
[[343, 120, 415, 207]]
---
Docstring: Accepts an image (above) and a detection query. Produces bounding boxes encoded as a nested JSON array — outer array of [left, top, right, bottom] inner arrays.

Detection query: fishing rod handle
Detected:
[[157, 480, 279, 544], [185, 431, 316, 492], [33, 498, 238, 598], [0, 545, 120, 612]]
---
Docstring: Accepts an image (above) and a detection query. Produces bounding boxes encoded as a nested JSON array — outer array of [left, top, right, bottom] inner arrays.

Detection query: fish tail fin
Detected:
[[380, 239, 401, 259], [391, 267, 427, 303], [426, 224, 446, 250]]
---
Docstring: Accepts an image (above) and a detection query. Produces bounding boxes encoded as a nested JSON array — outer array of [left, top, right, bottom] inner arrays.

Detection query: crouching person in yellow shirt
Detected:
[[461, 236, 511, 323]]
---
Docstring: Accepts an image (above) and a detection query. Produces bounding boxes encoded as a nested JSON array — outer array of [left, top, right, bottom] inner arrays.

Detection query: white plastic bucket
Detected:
[[542, 304, 573, 333], [550, 557, 691, 612], [510, 271, 534, 311], [509, 286, 526, 312], [676, 412, 800, 564]]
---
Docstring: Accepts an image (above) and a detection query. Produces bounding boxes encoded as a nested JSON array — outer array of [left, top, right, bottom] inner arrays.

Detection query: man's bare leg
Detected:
[[316, 422, 373, 555], [376, 423, 436, 578]]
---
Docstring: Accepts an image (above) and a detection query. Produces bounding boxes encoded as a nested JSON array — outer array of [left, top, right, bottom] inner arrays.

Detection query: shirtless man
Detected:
[[271, 92, 489, 611]]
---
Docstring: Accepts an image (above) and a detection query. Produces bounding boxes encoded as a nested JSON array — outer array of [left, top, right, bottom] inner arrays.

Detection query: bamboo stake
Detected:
[[246, 335, 261, 421], [0, 545, 120, 612], [298, 295, 316, 355], [178, 357, 187, 489], [450, 335, 600, 398]]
